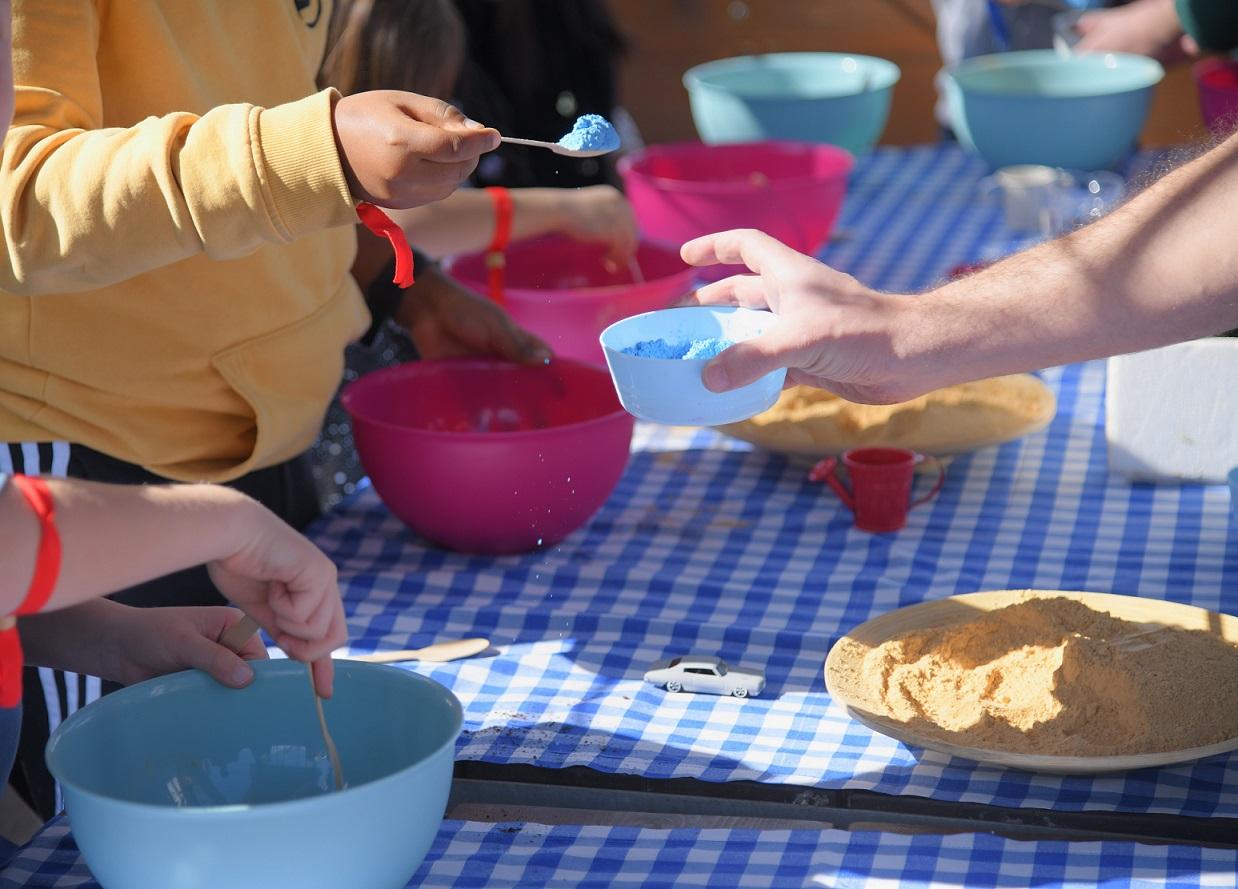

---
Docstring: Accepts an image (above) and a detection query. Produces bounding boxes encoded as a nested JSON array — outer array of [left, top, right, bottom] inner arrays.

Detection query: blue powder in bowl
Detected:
[[623, 337, 734, 360], [557, 114, 621, 153]]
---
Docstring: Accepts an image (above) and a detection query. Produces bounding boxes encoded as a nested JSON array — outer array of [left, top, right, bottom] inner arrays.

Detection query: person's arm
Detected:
[[386, 185, 637, 261], [683, 132, 1238, 404], [352, 229, 551, 365], [0, 0, 497, 295], [19, 600, 269, 690], [0, 478, 346, 695]]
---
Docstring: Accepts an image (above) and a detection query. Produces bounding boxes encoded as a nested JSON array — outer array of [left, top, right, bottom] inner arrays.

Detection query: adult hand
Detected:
[[681, 229, 919, 404], [394, 266, 552, 365], [333, 90, 500, 208], [1074, 0, 1191, 62], [556, 185, 639, 264], [206, 497, 347, 697], [100, 605, 269, 689]]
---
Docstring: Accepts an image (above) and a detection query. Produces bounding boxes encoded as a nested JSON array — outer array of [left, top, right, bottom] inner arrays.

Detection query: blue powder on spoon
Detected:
[[557, 114, 621, 153], [623, 337, 734, 359]]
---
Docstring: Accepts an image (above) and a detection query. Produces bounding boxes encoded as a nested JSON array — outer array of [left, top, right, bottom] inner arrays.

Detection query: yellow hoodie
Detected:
[[0, 0, 369, 482]]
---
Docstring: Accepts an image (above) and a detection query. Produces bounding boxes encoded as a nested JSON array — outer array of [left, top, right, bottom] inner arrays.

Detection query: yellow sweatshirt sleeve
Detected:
[[0, 0, 358, 295]]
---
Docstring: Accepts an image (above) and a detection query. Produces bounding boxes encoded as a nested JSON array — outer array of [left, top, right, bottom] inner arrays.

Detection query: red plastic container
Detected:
[[341, 359, 634, 554], [1194, 58, 1238, 136], [448, 236, 695, 366], [619, 141, 853, 279]]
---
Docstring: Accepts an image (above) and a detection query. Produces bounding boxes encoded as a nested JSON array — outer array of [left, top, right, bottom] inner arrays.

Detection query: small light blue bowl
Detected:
[[945, 50, 1164, 170], [1228, 466, 1238, 521], [600, 306, 786, 426], [46, 659, 462, 889], [683, 52, 901, 155]]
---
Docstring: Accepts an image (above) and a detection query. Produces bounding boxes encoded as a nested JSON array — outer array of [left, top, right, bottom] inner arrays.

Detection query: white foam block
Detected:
[[1106, 339, 1238, 484]]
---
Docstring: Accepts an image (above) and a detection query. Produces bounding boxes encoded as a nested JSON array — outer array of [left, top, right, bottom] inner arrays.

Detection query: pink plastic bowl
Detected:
[[619, 141, 853, 277], [449, 236, 695, 366], [341, 359, 634, 554], [1194, 58, 1238, 136]]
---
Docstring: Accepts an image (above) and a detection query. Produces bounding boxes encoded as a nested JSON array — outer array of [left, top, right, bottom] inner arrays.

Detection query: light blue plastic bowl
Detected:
[[600, 306, 786, 426], [45, 660, 462, 889], [683, 52, 901, 155], [945, 50, 1164, 170]]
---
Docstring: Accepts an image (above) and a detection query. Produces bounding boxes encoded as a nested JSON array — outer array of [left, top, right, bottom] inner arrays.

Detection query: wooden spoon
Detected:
[[220, 615, 345, 791], [348, 637, 491, 664]]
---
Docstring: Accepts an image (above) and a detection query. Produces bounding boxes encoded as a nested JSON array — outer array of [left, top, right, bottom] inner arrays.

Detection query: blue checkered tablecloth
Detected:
[[309, 145, 1238, 821], [4, 816, 1236, 889]]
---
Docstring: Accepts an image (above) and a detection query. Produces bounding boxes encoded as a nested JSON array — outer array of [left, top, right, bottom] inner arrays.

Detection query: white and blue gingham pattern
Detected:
[[3, 816, 1236, 889], [314, 145, 1238, 820]]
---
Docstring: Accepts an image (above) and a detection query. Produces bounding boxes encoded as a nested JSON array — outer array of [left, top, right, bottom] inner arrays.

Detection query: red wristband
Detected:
[[484, 186, 513, 306], [10, 475, 60, 617], [1, 474, 61, 708], [357, 202, 415, 289]]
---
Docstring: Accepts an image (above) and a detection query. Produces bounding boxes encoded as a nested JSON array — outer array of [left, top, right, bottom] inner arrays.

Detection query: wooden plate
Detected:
[[824, 590, 1238, 774], [717, 374, 1056, 459]]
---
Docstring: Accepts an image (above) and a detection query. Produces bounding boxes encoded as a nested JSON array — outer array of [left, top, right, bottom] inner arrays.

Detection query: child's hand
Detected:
[[333, 90, 500, 208], [557, 185, 638, 263], [206, 498, 347, 697], [103, 605, 270, 689], [395, 265, 552, 366]]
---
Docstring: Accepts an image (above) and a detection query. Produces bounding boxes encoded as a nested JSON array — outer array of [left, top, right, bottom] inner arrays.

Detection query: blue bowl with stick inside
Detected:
[[683, 52, 900, 155], [46, 659, 462, 889], [600, 306, 786, 426], [944, 50, 1164, 170]]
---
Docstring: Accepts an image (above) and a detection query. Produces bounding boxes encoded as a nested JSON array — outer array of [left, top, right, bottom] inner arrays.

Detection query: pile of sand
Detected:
[[835, 596, 1238, 756]]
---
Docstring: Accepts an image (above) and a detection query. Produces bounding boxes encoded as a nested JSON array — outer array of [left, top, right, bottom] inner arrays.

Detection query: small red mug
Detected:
[[809, 447, 945, 533]]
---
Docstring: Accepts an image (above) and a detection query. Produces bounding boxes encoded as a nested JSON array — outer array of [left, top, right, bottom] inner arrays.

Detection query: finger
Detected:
[[311, 657, 336, 700], [274, 590, 337, 644], [691, 274, 769, 309], [701, 327, 801, 393], [680, 229, 801, 274], [183, 631, 256, 689], [491, 314, 552, 366], [387, 92, 501, 159], [274, 632, 339, 665]]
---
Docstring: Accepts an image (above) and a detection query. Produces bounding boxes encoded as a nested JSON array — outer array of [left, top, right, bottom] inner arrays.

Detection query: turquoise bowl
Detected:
[[683, 52, 900, 155], [46, 660, 462, 889], [945, 50, 1164, 170]]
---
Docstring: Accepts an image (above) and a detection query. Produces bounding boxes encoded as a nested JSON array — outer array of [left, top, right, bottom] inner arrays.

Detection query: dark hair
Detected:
[[321, 0, 466, 97]]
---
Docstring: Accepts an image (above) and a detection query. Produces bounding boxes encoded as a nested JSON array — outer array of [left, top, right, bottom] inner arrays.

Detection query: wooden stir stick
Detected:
[[220, 614, 345, 791]]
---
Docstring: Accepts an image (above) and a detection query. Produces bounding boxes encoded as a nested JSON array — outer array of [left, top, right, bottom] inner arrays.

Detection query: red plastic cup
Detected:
[[809, 447, 945, 533]]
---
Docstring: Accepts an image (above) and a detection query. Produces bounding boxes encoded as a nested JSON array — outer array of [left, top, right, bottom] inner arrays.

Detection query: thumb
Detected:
[[702, 328, 797, 393], [184, 632, 256, 689]]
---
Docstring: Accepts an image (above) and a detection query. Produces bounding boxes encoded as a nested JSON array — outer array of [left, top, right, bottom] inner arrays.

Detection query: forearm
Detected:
[[0, 479, 259, 614], [903, 133, 1238, 391], [17, 599, 131, 680], [390, 188, 567, 258]]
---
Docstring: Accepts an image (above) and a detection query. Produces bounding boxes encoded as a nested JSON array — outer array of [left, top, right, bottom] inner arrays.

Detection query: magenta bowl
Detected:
[[1195, 58, 1238, 136], [449, 236, 695, 366], [341, 359, 634, 554], [619, 140, 853, 278]]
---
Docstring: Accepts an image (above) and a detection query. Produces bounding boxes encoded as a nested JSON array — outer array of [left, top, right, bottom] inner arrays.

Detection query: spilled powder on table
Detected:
[[844, 597, 1238, 756]]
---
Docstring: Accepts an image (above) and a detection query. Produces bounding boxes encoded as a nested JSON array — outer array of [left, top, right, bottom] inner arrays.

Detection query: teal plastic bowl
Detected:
[[683, 52, 900, 155], [46, 660, 462, 889], [945, 50, 1164, 170]]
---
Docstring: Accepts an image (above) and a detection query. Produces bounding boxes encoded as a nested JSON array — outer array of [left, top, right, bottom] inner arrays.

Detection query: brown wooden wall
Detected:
[[610, 0, 1206, 149]]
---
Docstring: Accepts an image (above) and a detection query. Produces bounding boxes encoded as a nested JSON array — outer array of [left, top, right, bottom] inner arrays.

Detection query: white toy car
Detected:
[[644, 655, 765, 698]]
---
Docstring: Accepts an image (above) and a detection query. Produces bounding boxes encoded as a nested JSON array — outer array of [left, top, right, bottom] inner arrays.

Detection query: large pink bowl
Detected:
[[341, 359, 634, 554], [1194, 58, 1238, 136], [449, 236, 695, 366], [619, 141, 853, 278]]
